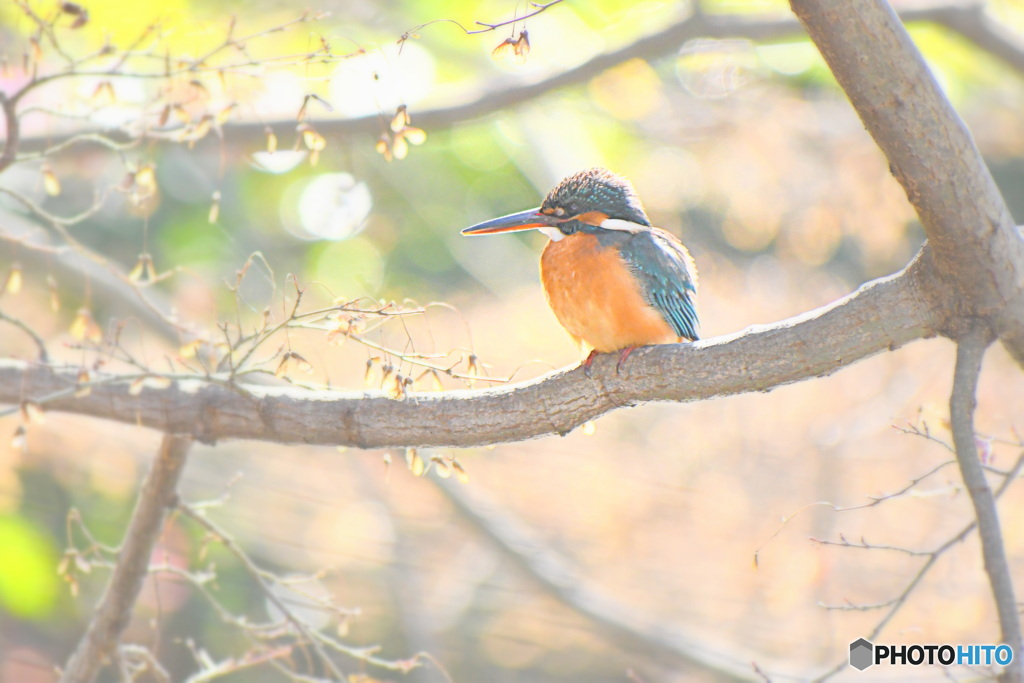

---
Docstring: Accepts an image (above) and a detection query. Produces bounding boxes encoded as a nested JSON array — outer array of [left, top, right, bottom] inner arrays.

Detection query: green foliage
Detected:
[[0, 514, 59, 619]]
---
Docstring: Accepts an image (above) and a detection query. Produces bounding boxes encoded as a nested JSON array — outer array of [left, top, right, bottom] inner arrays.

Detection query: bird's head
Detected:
[[461, 168, 651, 241]]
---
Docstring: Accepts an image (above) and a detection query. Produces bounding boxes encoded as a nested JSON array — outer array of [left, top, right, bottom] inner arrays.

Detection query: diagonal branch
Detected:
[[949, 326, 1022, 681], [928, 1, 1024, 74], [231, 1, 1024, 141], [14, 2, 1022, 153], [0, 210, 181, 340], [434, 476, 770, 680], [174, 503, 348, 680], [0, 258, 933, 449], [60, 435, 192, 683]]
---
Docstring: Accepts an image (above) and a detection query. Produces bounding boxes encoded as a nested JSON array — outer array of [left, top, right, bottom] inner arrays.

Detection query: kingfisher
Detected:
[[461, 168, 698, 372]]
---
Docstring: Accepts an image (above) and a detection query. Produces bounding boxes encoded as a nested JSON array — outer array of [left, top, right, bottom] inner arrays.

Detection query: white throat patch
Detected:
[[538, 227, 565, 242]]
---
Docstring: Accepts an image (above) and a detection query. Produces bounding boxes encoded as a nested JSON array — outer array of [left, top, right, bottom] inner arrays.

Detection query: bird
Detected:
[[461, 168, 698, 372]]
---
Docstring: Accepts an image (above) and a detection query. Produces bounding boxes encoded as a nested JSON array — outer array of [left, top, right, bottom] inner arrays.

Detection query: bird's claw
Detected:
[[615, 346, 637, 375]]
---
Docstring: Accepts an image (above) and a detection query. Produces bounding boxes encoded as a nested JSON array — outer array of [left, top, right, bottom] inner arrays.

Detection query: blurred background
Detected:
[[2, 0, 1024, 680]]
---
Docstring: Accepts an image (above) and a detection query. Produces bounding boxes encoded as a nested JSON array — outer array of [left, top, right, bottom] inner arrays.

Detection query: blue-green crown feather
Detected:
[[542, 168, 651, 226]]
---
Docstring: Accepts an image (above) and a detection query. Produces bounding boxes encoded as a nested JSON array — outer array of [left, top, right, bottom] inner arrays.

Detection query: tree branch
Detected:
[[174, 502, 349, 680], [434, 477, 768, 680], [15, 2, 1022, 153], [0, 261, 932, 448], [810, 453, 1024, 682], [0, 209, 181, 341], [949, 326, 1022, 681], [0, 92, 19, 174], [928, 1, 1024, 75], [790, 0, 1024, 360], [230, 1, 1024, 142], [60, 435, 192, 683]]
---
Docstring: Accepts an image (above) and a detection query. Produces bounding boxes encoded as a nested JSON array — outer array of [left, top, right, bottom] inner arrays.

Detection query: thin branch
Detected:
[[470, 0, 565, 33], [0, 186, 114, 227], [0, 258, 934, 448], [60, 435, 192, 683], [0, 310, 49, 362], [4, 12, 340, 107], [175, 501, 434, 678], [15, 132, 141, 163], [399, 0, 565, 40], [811, 452, 1024, 682], [174, 502, 348, 681], [0, 212, 182, 340], [950, 325, 1022, 680]]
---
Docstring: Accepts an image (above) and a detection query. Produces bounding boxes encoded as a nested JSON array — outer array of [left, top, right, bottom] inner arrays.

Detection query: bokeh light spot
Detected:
[[330, 42, 436, 118], [589, 58, 662, 120], [251, 150, 308, 175], [282, 173, 373, 241]]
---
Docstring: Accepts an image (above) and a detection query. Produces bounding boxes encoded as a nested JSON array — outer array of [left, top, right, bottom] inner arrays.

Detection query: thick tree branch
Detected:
[[0, 261, 932, 448], [949, 327, 1022, 681], [60, 435, 192, 683], [790, 0, 1024, 360]]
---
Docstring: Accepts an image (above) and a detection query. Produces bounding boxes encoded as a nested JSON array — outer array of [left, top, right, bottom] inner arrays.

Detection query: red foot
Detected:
[[616, 346, 638, 375], [582, 349, 599, 378]]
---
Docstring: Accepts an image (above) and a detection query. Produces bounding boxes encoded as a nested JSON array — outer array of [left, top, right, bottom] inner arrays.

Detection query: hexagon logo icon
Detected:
[[850, 638, 874, 671]]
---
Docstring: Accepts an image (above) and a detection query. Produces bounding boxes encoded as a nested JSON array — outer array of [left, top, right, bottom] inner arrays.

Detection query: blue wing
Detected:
[[619, 227, 699, 341]]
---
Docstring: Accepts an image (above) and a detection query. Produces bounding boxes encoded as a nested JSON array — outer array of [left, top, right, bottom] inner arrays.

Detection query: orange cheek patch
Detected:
[[573, 211, 609, 226]]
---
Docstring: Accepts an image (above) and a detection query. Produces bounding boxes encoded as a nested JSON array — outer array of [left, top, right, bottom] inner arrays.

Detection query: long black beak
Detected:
[[461, 207, 560, 235]]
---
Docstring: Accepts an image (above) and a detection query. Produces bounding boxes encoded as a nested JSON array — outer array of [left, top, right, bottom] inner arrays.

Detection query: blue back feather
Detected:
[[618, 228, 699, 341]]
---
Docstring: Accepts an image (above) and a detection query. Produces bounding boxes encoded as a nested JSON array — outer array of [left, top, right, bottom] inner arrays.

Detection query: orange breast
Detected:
[[540, 233, 679, 353]]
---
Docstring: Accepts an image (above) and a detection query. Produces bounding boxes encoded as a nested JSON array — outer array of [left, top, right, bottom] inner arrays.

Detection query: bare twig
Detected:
[[0, 215, 181, 340], [60, 435, 192, 683], [950, 326, 1022, 681], [811, 452, 1024, 682], [0, 309, 49, 362], [399, 0, 565, 40], [174, 502, 347, 681], [470, 0, 565, 33], [754, 457, 958, 566], [175, 501, 434, 678]]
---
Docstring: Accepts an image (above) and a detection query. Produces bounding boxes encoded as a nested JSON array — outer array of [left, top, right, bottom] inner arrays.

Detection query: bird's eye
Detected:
[[553, 207, 566, 217]]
